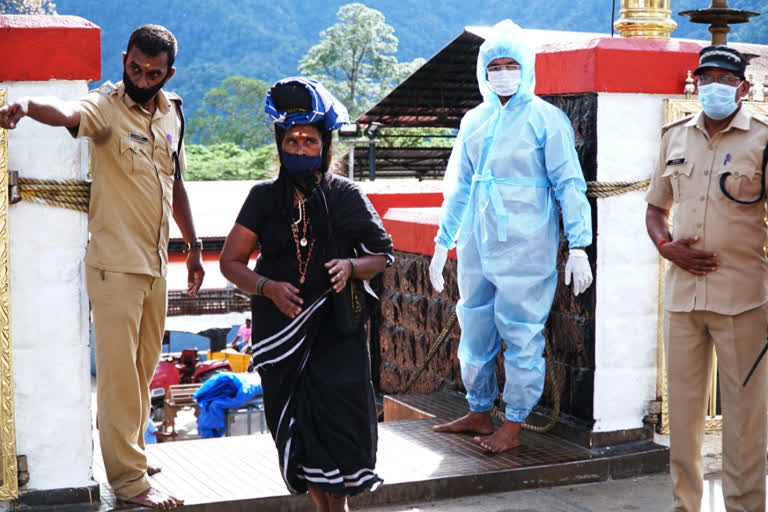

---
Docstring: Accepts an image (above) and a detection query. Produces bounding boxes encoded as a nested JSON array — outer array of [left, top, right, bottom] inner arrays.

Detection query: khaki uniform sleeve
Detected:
[[71, 90, 112, 140], [645, 131, 674, 210]]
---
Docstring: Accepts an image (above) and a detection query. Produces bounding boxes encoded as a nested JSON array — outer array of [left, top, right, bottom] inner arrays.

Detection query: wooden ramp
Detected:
[[32, 391, 668, 511]]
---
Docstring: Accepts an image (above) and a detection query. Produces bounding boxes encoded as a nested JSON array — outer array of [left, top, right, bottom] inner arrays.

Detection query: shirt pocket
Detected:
[[152, 139, 175, 177], [661, 158, 693, 203], [716, 166, 763, 204], [120, 135, 153, 175]]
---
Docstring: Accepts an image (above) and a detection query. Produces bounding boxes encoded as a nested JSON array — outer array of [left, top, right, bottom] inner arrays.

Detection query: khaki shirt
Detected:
[[646, 106, 768, 315], [72, 81, 186, 277]]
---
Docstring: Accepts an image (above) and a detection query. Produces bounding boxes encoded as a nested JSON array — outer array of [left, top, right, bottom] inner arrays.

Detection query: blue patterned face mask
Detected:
[[280, 151, 322, 177], [698, 82, 742, 120]]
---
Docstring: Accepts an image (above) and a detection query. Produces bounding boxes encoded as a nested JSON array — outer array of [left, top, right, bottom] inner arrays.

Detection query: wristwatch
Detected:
[[184, 239, 203, 253]]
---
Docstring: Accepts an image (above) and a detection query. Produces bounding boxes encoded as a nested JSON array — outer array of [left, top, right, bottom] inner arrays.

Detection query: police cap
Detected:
[[693, 45, 747, 80]]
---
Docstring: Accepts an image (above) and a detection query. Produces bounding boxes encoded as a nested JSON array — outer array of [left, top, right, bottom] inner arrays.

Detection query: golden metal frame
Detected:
[[658, 98, 768, 434], [0, 88, 18, 500], [614, 0, 677, 40]]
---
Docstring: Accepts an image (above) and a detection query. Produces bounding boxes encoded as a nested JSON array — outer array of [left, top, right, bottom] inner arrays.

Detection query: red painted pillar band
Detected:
[[0, 15, 100, 81]]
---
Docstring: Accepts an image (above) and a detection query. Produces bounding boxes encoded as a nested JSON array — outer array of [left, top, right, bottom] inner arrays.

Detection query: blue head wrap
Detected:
[[265, 77, 349, 131]]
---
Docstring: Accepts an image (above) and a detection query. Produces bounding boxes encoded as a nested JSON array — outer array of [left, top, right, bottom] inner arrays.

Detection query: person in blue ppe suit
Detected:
[[429, 20, 594, 453]]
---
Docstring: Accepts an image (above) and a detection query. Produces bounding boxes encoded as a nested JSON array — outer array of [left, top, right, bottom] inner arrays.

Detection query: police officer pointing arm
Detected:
[[0, 25, 202, 510]]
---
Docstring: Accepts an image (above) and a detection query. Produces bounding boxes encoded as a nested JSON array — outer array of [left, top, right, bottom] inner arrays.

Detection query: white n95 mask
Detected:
[[488, 69, 521, 97]]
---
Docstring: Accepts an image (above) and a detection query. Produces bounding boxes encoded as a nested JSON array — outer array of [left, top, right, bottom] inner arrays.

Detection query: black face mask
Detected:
[[123, 69, 167, 104]]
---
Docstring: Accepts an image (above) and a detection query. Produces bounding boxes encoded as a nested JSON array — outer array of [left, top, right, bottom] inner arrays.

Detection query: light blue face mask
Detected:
[[698, 82, 742, 120]]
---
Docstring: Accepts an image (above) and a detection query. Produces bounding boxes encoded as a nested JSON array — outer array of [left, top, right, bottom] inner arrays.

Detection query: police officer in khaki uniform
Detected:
[[646, 46, 768, 512], [0, 25, 203, 510]]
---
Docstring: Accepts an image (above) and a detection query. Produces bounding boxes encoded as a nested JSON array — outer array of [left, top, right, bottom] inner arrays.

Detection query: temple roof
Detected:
[[358, 26, 768, 130], [358, 27, 607, 129]]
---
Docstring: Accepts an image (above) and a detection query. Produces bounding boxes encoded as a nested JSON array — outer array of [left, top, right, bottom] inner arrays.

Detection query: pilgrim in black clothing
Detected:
[[220, 77, 393, 512]]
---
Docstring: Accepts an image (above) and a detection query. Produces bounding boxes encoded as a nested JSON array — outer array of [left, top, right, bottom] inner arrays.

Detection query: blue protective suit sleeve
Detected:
[[435, 125, 474, 249], [544, 110, 592, 249]]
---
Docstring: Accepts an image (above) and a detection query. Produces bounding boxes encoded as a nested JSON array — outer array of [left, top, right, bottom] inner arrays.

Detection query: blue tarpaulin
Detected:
[[194, 373, 262, 438]]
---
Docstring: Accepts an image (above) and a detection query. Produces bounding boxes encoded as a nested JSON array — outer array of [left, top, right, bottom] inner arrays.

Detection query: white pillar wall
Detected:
[[592, 92, 683, 432], [4, 81, 93, 490]]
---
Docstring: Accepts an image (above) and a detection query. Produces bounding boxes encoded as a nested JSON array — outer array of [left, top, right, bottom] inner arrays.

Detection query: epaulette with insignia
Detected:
[[95, 81, 117, 97], [662, 113, 695, 135], [752, 113, 768, 128], [165, 91, 183, 104]]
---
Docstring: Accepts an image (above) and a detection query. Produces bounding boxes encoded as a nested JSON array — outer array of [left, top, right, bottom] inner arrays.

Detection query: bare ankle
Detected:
[[308, 486, 330, 512], [328, 493, 349, 512]]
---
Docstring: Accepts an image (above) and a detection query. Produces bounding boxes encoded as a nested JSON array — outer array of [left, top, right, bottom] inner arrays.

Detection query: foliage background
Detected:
[[18, 0, 767, 179], [184, 143, 276, 181], [53, 0, 768, 120]]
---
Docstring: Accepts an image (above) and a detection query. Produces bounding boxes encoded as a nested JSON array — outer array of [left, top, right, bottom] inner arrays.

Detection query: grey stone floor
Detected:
[[362, 473, 740, 512], [363, 431, 733, 512], [88, 377, 738, 512]]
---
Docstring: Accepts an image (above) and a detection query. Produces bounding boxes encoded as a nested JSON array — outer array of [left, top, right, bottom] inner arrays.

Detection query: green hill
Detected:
[[54, 0, 768, 118]]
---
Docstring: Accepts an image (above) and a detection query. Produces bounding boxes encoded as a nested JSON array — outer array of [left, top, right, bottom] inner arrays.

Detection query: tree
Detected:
[[299, 3, 424, 118], [184, 143, 277, 181], [0, 0, 55, 13], [186, 76, 272, 149]]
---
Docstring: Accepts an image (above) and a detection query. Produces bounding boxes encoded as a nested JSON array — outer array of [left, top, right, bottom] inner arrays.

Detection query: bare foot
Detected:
[[147, 465, 162, 476], [122, 486, 184, 510], [473, 421, 521, 453], [433, 411, 494, 435]]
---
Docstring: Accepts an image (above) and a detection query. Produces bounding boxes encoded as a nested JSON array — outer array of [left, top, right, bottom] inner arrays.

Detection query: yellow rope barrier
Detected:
[[17, 178, 90, 213], [586, 179, 650, 198], [10, 177, 651, 214]]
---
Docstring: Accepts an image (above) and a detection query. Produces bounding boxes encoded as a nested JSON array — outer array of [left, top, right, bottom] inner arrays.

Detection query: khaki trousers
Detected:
[[86, 266, 166, 500], [666, 306, 768, 512]]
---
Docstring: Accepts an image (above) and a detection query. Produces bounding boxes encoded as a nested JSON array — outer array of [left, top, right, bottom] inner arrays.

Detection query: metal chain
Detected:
[[390, 311, 561, 433], [492, 331, 561, 433], [402, 313, 458, 393]]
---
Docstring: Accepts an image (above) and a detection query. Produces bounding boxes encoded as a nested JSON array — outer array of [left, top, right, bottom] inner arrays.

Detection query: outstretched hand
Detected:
[[660, 237, 719, 276], [0, 101, 28, 129]]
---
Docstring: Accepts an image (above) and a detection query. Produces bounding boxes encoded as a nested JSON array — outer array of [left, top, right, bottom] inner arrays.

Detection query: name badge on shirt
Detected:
[[666, 158, 686, 166], [129, 133, 149, 143]]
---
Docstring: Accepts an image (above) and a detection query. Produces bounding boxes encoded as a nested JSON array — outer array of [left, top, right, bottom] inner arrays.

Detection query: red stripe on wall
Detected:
[[0, 15, 100, 81], [536, 37, 702, 95]]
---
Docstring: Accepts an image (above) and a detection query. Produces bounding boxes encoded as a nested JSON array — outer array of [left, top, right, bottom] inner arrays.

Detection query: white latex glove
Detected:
[[429, 245, 449, 293], [564, 248, 593, 297]]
